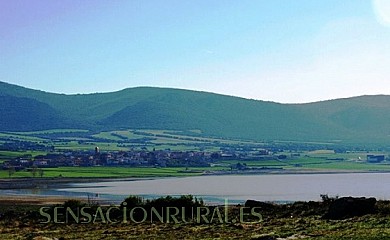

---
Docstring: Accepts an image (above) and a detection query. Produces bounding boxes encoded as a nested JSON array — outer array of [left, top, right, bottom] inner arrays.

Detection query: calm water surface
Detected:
[[3, 173, 390, 204], [55, 173, 390, 204]]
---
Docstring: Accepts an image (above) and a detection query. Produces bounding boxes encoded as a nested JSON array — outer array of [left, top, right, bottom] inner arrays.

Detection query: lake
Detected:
[[3, 173, 390, 204], [57, 172, 390, 204]]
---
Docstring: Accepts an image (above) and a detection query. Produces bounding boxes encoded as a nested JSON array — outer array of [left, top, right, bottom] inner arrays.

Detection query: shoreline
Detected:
[[2, 171, 390, 206], [0, 194, 82, 205], [0, 176, 148, 190], [2, 169, 390, 190]]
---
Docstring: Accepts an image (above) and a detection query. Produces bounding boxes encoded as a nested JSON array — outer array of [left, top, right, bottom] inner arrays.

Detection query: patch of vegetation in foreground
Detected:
[[2, 218, 390, 240], [1, 198, 390, 239]]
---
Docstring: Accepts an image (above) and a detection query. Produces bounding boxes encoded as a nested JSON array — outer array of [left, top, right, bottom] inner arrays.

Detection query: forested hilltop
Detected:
[[2, 81, 390, 144]]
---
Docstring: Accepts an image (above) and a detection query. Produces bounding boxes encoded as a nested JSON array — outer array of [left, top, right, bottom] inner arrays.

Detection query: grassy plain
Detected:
[[0, 167, 204, 178], [1, 129, 390, 178]]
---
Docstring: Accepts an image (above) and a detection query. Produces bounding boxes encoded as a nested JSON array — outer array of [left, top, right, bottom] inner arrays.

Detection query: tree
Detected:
[[31, 165, 38, 178], [38, 168, 44, 178], [8, 167, 15, 178]]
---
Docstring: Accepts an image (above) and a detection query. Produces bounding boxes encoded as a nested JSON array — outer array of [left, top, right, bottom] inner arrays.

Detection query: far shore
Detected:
[[0, 176, 144, 190]]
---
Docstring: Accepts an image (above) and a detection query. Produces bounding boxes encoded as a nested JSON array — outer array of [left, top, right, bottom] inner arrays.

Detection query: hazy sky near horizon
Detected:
[[1, 0, 390, 103]]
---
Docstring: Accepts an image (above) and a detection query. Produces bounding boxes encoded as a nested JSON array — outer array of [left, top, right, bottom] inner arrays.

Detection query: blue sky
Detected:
[[1, 0, 390, 103]]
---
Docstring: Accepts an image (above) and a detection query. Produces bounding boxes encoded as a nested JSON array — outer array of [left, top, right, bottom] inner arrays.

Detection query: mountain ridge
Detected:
[[1, 81, 389, 143]]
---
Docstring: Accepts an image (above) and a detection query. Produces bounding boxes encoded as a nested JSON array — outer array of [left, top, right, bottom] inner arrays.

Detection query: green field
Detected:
[[3, 156, 390, 179], [0, 166, 207, 178], [54, 141, 128, 151], [1, 129, 390, 178], [0, 150, 47, 159], [0, 132, 46, 142], [10, 129, 89, 135], [0, 128, 267, 153]]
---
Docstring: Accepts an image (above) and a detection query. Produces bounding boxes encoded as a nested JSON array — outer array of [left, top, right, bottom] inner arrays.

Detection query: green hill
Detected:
[[0, 95, 73, 131], [1, 81, 389, 143]]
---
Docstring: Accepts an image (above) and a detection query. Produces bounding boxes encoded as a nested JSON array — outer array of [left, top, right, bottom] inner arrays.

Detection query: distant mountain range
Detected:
[[1, 81, 390, 144]]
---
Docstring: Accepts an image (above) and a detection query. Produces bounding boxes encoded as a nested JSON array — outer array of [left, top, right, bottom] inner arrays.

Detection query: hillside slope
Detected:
[[1, 81, 389, 143]]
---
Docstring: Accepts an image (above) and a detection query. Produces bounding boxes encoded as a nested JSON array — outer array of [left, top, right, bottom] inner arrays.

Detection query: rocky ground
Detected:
[[1, 197, 390, 239]]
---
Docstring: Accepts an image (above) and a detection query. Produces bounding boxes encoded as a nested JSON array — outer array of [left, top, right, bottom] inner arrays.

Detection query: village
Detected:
[[1, 137, 388, 176], [1, 146, 281, 171]]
